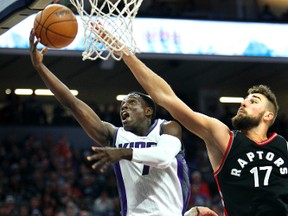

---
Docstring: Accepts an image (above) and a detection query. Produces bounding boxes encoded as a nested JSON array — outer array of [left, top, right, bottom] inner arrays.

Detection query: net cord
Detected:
[[70, 0, 143, 61]]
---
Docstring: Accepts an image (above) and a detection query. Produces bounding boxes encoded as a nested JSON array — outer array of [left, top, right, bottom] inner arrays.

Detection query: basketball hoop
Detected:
[[69, 0, 143, 61]]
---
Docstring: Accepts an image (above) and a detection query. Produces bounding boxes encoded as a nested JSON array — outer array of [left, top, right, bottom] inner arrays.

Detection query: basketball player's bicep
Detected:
[[206, 118, 231, 153], [70, 99, 114, 144]]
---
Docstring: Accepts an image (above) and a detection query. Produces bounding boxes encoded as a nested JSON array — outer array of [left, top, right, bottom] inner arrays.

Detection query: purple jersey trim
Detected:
[[177, 151, 191, 215], [114, 162, 127, 216]]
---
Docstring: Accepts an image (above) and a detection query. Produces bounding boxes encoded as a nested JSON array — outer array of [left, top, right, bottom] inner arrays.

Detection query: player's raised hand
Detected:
[[90, 21, 130, 56], [29, 28, 48, 66]]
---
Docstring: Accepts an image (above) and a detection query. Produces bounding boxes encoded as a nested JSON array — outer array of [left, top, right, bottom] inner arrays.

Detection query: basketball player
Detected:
[[29, 29, 217, 216], [115, 47, 288, 215]]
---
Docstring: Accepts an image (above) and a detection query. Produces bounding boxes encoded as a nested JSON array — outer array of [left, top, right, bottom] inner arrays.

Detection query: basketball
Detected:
[[33, 4, 78, 49]]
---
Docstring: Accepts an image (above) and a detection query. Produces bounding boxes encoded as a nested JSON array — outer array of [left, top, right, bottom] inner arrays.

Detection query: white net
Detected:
[[69, 0, 143, 61]]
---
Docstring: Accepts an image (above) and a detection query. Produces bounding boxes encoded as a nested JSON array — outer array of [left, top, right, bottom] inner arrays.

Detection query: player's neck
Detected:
[[131, 121, 153, 136], [242, 127, 268, 143]]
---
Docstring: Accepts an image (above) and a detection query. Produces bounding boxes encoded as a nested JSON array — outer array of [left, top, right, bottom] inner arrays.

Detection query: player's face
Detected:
[[120, 94, 148, 131], [232, 93, 267, 130]]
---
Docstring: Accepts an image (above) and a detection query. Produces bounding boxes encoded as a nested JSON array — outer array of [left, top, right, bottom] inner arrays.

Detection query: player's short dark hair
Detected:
[[248, 85, 279, 122], [128, 91, 157, 120]]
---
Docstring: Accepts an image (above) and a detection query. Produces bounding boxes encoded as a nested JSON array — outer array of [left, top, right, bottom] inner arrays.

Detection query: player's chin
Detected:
[[121, 117, 131, 126], [122, 121, 128, 128], [122, 123, 132, 131]]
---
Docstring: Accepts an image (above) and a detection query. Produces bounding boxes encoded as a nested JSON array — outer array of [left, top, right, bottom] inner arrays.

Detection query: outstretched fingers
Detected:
[[86, 151, 105, 161], [29, 29, 39, 49], [87, 147, 111, 172], [90, 21, 125, 56], [90, 20, 106, 38], [91, 160, 110, 173], [29, 29, 48, 64]]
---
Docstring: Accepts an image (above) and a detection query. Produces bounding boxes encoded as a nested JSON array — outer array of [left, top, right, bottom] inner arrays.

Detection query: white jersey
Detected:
[[113, 119, 190, 216]]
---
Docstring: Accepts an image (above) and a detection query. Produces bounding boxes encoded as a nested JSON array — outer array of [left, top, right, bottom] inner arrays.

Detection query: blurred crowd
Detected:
[[0, 131, 120, 216]]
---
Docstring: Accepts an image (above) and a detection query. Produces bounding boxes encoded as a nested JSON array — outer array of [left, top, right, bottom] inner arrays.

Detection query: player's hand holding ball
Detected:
[[29, 29, 48, 68]]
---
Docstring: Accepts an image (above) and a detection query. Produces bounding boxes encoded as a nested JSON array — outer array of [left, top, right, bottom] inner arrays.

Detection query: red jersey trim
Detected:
[[214, 131, 233, 176], [213, 131, 233, 216], [255, 132, 277, 145], [214, 175, 229, 216]]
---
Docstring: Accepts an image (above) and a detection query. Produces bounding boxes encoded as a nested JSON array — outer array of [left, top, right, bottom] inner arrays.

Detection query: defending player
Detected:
[[119, 49, 288, 215]]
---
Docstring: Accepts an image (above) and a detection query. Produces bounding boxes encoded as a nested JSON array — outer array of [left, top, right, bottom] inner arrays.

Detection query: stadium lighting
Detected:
[[34, 89, 78, 96], [116, 95, 127, 101], [219, 97, 244, 103]]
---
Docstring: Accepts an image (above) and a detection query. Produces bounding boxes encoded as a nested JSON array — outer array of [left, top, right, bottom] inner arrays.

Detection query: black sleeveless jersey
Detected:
[[214, 130, 288, 216]]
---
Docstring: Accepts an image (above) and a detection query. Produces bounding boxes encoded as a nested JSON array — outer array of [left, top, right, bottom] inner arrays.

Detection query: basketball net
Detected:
[[69, 0, 143, 61]]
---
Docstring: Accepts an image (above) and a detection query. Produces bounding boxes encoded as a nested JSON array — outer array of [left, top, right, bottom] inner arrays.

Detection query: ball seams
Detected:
[[35, 20, 77, 38]]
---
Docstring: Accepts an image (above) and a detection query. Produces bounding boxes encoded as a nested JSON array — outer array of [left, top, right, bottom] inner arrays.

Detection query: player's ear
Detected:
[[264, 111, 274, 121], [145, 107, 153, 117]]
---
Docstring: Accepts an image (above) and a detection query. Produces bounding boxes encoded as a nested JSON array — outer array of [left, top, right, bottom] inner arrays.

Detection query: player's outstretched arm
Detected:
[[92, 22, 174, 108], [29, 28, 77, 109], [122, 55, 229, 135], [121, 52, 232, 171], [29, 28, 115, 145], [122, 54, 174, 109]]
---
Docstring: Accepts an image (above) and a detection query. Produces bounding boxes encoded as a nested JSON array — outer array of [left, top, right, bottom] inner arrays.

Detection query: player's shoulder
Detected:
[[158, 118, 180, 128], [103, 121, 119, 136], [159, 119, 182, 138]]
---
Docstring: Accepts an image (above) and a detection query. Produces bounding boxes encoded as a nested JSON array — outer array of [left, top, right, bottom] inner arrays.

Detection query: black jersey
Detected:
[[214, 130, 288, 216]]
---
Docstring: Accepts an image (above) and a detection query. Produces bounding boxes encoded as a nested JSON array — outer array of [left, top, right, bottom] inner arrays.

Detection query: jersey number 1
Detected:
[[142, 165, 150, 175]]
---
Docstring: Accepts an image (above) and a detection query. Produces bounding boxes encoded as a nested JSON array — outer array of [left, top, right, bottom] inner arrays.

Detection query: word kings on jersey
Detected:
[[118, 141, 157, 148]]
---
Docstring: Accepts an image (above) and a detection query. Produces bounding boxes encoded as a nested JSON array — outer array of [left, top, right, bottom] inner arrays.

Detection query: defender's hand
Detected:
[[91, 21, 130, 56]]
